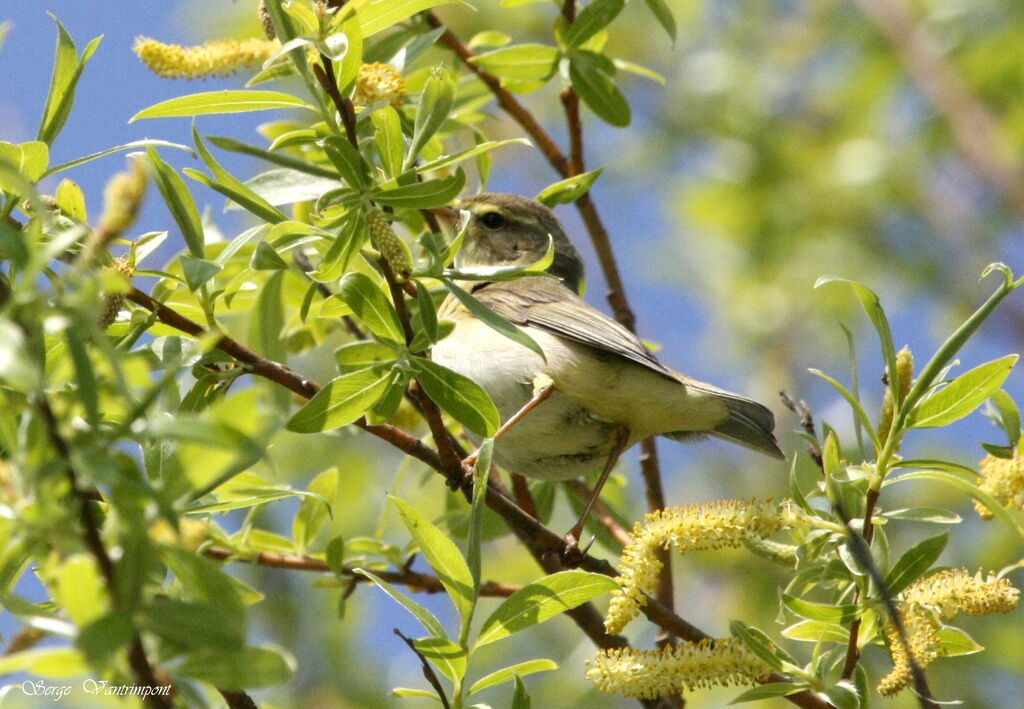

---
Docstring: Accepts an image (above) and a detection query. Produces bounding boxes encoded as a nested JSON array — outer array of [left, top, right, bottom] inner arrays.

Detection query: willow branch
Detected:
[[851, 0, 1024, 219]]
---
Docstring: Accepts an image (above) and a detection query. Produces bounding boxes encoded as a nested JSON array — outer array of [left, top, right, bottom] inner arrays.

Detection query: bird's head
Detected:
[[440, 193, 584, 293]]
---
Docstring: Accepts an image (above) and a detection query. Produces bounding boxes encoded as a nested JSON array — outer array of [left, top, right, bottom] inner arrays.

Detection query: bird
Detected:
[[429, 193, 783, 551]]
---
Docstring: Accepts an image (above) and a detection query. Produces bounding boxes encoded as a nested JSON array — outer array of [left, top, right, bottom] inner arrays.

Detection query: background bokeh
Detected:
[[2, 1, 1022, 707]]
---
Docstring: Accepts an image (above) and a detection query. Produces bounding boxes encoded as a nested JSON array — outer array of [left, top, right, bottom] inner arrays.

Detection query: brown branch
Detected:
[[35, 394, 171, 709], [851, 0, 1024, 219], [126, 291, 827, 709], [312, 61, 358, 149], [219, 690, 258, 709], [202, 546, 519, 597], [395, 629, 452, 709]]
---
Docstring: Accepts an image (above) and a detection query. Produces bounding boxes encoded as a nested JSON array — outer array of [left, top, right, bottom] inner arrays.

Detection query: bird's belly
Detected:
[[431, 321, 622, 481]]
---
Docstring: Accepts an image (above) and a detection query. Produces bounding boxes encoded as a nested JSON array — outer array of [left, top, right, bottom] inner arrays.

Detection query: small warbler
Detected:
[[431, 194, 783, 548]]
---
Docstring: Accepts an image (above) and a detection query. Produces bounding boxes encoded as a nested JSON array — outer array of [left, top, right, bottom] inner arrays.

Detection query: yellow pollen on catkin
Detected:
[[134, 37, 279, 80], [97, 159, 147, 239], [878, 569, 1019, 696], [99, 254, 135, 329], [975, 450, 1024, 519], [586, 640, 772, 698], [604, 500, 803, 635], [367, 207, 412, 277], [353, 62, 406, 107]]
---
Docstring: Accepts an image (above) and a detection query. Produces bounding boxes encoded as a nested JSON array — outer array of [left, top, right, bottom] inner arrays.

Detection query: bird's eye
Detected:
[[479, 211, 507, 230]]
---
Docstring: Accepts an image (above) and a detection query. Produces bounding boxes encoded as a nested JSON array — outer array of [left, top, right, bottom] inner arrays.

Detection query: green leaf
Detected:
[[38, 17, 101, 145], [564, 0, 625, 48], [77, 612, 134, 666], [415, 139, 531, 175], [338, 272, 404, 343], [0, 647, 90, 678], [729, 620, 787, 672], [641, 0, 677, 41], [42, 140, 195, 176], [880, 507, 961, 524], [511, 675, 530, 709], [131, 90, 313, 121], [467, 438, 493, 608], [189, 128, 289, 224], [286, 368, 392, 433], [177, 645, 295, 689], [808, 368, 880, 451], [413, 637, 467, 682], [322, 135, 370, 188], [250, 270, 287, 364], [411, 357, 499, 437], [335, 14, 363, 93], [989, 389, 1021, 447], [372, 106, 405, 179], [54, 179, 87, 220], [780, 620, 850, 644], [908, 355, 1018, 428], [354, 568, 448, 639], [292, 468, 336, 552], [475, 570, 618, 647], [139, 599, 244, 651], [147, 147, 205, 258], [55, 555, 105, 625], [251, 240, 289, 270], [468, 658, 557, 695], [372, 170, 466, 209], [335, 340, 399, 371], [391, 496, 475, 636], [180, 255, 223, 291], [310, 209, 367, 282], [937, 626, 984, 656], [406, 70, 457, 169], [470, 44, 559, 84], [440, 278, 545, 359], [0, 141, 50, 182], [569, 51, 630, 127], [358, 0, 470, 37], [535, 168, 603, 207], [885, 470, 1024, 539], [822, 681, 860, 709], [782, 595, 861, 624], [815, 276, 898, 402], [208, 135, 336, 178], [884, 533, 948, 596], [729, 682, 809, 704]]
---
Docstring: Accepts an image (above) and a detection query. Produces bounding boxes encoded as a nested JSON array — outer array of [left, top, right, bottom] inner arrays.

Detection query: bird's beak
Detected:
[[430, 206, 460, 231]]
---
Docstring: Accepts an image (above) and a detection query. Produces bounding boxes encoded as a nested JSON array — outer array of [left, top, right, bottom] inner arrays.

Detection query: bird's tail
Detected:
[[667, 387, 785, 460]]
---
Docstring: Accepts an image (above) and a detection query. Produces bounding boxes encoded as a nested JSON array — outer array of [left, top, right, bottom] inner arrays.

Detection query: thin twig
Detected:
[[780, 391, 823, 469], [35, 394, 172, 709], [202, 546, 519, 597], [218, 690, 258, 709], [850, 0, 1024, 219], [394, 629, 452, 709]]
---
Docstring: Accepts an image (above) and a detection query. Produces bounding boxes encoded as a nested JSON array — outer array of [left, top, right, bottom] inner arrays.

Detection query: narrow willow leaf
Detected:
[[470, 44, 559, 84], [207, 135, 335, 178], [808, 368, 880, 451], [475, 570, 618, 647], [372, 170, 465, 209], [990, 389, 1021, 447], [411, 357, 499, 437], [335, 341, 398, 371], [729, 682, 809, 704], [641, 0, 677, 40], [729, 620, 787, 671], [780, 620, 849, 644], [908, 355, 1018, 428], [391, 496, 475, 634], [180, 255, 223, 291], [884, 533, 948, 596], [568, 51, 630, 127], [338, 272, 404, 343], [468, 658, 557, 695], [535, 168, 603, 207], [358, 0, 471, 37], [372, 106, 405, 179], [286, 368, 392, 433], [322, 135, 369, 188], [414, 138, 530, 175], [441, 278, 545, 359], [239, 168, 339, 208], [131, 90, 313, 121], [564, 0, 625, 48], [146, 147, 204, 258], [177, 646, 295, 688], [937, 626, 984, 656], [884, 470, 1024, 539], [413, 637, 467, 682], [352, 569, 448, 639], [406, 70, 456, 169], [38, 17, 101, 145], [815, 276, 898, 399], [190, 127, 289, 224], [467, 438, 493, 601], [781, 595, 861, 624], [880, 507, 960, 524]]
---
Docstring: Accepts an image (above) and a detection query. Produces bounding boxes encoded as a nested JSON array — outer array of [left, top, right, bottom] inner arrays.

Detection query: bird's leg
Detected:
[[462, 376, 555, 468], [562, 427, 630, 564]]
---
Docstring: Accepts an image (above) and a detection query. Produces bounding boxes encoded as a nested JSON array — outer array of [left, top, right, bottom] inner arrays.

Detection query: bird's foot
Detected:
[[559, 530, 594, 568]]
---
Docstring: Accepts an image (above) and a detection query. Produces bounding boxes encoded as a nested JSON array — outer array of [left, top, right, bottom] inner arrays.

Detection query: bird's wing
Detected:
[[472, 278, 675, 379]]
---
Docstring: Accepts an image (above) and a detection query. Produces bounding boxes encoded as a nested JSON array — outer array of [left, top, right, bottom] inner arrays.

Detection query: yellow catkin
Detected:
[[367, 207, 412, 277], [604, 500, 802, 634], [353, 62, 406, 107], [587, 640, 772, 698], [879, 346, 914, 445], [975, 450, 1024, 519], [134, 37, 279, 80], [879, 569, 1019, 696], [97, 159, 147, 239], [257, 0, 276, 40], [99, 254, 135, 329]]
